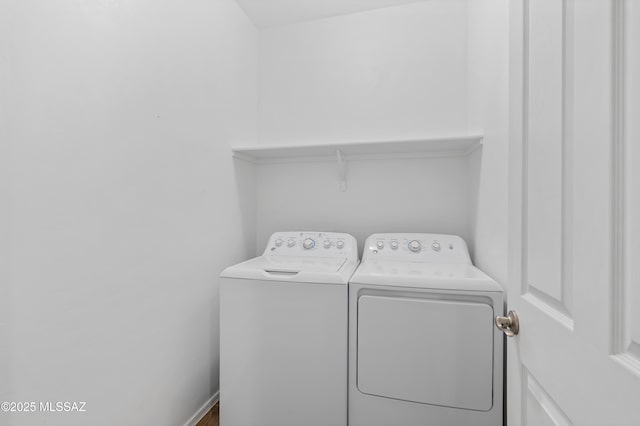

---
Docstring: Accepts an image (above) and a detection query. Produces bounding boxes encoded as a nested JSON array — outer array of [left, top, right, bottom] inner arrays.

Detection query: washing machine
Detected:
[[349, 233, 504, 426], [220, 231, 358, 426]]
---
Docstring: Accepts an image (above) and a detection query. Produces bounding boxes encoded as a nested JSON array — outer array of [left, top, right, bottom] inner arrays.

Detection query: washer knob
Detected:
[[408, 240, 421, 252], [303, 238, 316, 249], [323, 240, 332, 249], [336, 240, 345, 249], [390, 241, 399, 250], [376, 241, 385, 249], [287, 239, 296, 247], [275, 238, 284, 247], [432, 242, 441, 252]]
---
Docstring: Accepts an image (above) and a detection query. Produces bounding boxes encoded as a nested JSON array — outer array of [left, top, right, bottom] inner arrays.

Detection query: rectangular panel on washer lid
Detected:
[[357, 295, 494, 411], [258, 256, 346, 273], [220, 255, 354, 284]]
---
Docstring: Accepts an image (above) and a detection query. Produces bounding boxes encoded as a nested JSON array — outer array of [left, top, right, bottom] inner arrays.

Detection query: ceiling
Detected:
[[235, 0, 429, 28]]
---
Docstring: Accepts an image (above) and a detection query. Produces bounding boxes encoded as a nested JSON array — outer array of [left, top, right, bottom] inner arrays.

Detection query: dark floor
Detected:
[[195, 401, 219, 426]]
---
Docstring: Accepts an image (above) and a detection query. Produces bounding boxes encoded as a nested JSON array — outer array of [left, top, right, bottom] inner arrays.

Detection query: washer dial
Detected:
[[303, 238, 316, 249]]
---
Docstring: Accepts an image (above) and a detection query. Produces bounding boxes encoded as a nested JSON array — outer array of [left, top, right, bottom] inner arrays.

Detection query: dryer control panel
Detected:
[[264, 231, 358, 259], [363, 233, 471, 264]]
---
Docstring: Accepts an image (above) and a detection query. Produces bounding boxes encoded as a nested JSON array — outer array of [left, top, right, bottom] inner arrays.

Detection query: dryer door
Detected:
[[357, 295, 494, 411]]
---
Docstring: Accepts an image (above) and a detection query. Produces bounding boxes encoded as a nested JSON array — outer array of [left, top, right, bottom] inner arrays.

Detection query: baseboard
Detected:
[[183, 391, 220, 426]]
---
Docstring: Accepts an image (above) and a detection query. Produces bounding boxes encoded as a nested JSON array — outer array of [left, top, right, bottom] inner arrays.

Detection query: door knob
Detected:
[[495, 310, 519, 337]]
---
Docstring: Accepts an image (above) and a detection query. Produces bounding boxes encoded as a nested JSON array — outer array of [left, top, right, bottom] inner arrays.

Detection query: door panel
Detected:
[[526, 0, 565, 306], [509, 0, 640, 424], [357, 295, 494, 411], [619, 0, 640, 368], [525, 372, 572, 426]]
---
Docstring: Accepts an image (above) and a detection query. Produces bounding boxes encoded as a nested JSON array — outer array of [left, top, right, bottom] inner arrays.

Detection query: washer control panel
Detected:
[[264, 231, 357, 259], [363, 233, 471, 264]]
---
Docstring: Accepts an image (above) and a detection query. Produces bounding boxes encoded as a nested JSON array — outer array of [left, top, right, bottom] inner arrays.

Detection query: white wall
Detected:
[[256, 156, 474, 255], [258, 0, 469, 145], [255, 0, 473, 254], [467, 0, 510, 284], [0, 0, 257, 425], [0, 16, 11, 408]]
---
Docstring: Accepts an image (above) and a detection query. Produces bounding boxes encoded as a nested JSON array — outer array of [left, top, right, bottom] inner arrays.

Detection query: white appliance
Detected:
[[220, 231, 358, 426], [349, 233, 504, 426]]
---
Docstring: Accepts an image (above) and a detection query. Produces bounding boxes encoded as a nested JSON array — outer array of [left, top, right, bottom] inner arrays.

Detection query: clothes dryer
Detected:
[[349, 233, 503, 426]]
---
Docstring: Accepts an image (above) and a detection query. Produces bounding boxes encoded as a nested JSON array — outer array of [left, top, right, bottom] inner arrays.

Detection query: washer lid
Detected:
[[350, 260, 503, 292], [220, 255, 356, 284]]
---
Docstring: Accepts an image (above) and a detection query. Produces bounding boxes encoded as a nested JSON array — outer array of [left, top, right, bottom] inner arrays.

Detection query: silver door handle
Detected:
[[495, 310, 519, 337]]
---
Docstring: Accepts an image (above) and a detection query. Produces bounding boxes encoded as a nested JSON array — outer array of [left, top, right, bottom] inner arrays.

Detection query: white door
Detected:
[[507, 0, 640, 424]]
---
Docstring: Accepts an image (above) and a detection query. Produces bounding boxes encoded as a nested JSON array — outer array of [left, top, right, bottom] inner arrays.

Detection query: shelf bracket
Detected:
[[336, 149, 347, 192]]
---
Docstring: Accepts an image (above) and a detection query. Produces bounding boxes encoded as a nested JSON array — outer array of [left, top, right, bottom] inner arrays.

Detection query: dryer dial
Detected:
[[408, 240, 422, 252], [303, 238, 316, 249]]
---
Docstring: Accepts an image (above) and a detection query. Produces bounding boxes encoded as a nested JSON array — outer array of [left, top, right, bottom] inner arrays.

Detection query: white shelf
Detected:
[[232, 135, 482, 164]]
